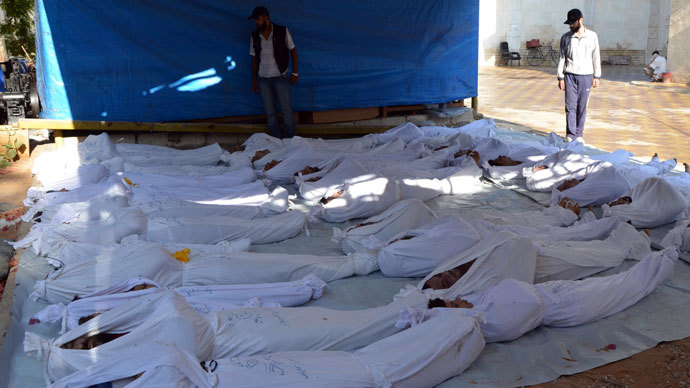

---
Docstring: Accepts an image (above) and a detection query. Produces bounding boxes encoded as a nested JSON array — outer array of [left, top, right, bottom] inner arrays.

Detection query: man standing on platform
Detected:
[[557, 8, 601, 141], [249, 6, 299, 138]]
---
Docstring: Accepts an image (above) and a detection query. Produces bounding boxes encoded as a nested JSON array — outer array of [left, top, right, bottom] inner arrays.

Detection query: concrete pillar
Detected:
[[667, 0, 690, 82]]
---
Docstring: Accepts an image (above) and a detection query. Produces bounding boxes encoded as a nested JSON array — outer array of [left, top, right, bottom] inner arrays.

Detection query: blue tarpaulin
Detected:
[[35, 0, 478, 122]]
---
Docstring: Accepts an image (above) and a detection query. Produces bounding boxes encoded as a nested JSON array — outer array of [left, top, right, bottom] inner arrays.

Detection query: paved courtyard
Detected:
[[478, 65, 690, 165]]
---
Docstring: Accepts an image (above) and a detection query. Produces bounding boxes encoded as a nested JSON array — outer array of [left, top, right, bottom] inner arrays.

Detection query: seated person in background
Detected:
[[643, 51, 666, 82]]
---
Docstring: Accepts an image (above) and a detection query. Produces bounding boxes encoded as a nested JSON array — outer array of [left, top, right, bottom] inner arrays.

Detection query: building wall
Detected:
[[667, 0, 690, 82], [479, 0, 670, 67]]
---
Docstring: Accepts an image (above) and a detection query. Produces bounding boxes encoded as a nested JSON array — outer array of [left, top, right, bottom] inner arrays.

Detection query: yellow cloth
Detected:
[[173, 248, 191, 263]]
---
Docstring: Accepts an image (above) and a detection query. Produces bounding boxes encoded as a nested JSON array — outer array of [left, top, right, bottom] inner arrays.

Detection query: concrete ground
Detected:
[[478, 65, 690, 165]]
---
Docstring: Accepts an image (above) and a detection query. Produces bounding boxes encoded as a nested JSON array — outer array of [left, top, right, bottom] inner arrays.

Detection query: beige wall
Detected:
[[479, 0, 671, 66], [667, 0, 690, 82]]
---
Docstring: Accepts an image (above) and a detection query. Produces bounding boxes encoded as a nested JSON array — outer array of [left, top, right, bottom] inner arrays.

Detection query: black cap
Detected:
[[248, 6, 269, 20], [564, 8, 583, 24]]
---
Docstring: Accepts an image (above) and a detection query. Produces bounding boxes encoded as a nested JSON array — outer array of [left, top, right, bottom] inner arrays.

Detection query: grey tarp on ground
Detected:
[[2, 144, 690, 387]]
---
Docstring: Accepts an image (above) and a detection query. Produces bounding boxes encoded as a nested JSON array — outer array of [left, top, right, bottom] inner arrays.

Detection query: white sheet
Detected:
[[534, 222, 651, 283], [335, 198, 438, 254], [417, 232, 538, 300], [378, 215, 480, 277], [602, 176, 689, 228], [49, 309, 484, 388]]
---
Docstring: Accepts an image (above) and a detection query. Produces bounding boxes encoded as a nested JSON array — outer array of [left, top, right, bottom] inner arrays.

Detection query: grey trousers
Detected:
[[564, 73, 593, 139], [259, 74, 296, 139]]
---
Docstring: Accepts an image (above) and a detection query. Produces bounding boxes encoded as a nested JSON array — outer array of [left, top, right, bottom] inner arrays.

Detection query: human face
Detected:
[[443, 298, 474, 309], [570, 19, 582, 33], [255, 15, 269, 31], [608, 196, 632, 207], [425, 268, 463, 290], [558, 197, 581, 216]]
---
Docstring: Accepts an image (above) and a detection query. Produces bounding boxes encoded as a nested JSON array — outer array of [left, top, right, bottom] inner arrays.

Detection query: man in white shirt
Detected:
[[644, 50, 667, 81], [557, 8, 601, 140], [249, 6, 299, 138]]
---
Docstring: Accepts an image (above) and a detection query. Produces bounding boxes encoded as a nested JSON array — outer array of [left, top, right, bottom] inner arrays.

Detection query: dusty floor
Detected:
[[478, 65, 690, 165]]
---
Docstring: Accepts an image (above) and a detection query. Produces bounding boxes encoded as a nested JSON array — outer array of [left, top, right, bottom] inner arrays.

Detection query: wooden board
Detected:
[[381, 104, 427, 117], [301, 107, 379, 124]]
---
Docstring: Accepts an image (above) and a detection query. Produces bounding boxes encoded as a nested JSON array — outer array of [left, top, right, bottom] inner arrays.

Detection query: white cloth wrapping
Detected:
[[297, 157, 368, 202], [261, 146, 329, 184], [25, 291, 216, 383], [36, 163, 111, 192], [121, 161, 233, 176], [38, 194, 130, 224], [242, 132, 286, 152], [51, 238, 250, 268], [459, 204, 579, 228], [375, 122, 425, 144], [471, 137, 511, 165], [481, 146, 549, 182], [36, 240, 377, 304], [417, 232, 538, 300], [459, 278, 545, 343], [335, 199, 438, 254], [69, 133, 118, 165], [378, 215, 480, 278], [208, 289, 428, 358], [313, 174, 401, 223], [602, 176, 689, 228], [422, 247, 677, 342], [146, 210, 305, 245], [136, 199, 262, 220], [22, 181, 131, 221], [523, 150, 607, 192], [31, 274, 327, 333], [110, 167, 256, 189], [49, 309, 484, 388], [551, 164, 633, 206], [661, 218, 690, 252], [590, 148, 633, 164], [11, 207, 147, 256], [391, 159, 483, 201], [535, 222, 651, 283], [471, 215, 621, 242], [129, 179, 268, 206], [116, 142, 223, 166], [536, 248, 677, 327], [31, 145, 81, 181], [295, 135, 378, 154]]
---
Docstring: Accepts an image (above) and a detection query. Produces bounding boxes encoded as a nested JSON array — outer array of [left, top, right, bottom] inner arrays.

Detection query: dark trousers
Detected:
[[564, 73, 593, 139], [259, 74, 296, 139]]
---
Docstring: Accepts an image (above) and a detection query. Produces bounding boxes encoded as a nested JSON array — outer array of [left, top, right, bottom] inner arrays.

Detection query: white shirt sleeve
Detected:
[[592, 32, 601, 78], [285, 28, 296, 50], [249, 35, 255, 56], [557, 34, 566, 80]]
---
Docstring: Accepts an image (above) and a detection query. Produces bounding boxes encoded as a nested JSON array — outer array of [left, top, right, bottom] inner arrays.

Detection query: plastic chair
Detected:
[[500, 42, 521, 66]]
